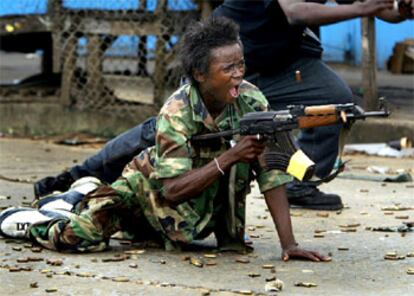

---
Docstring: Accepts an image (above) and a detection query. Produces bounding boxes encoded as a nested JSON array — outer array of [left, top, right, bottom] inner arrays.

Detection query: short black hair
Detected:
[[179, 16, 241, 84]]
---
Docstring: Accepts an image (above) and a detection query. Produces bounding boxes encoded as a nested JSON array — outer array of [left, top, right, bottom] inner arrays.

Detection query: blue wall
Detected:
[[0, 0, 196, 16], [321, 19, 414, 69]]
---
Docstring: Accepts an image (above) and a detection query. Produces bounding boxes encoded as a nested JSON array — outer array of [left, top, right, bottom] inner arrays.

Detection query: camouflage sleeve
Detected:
[[256, 169, 293, 193], [238, 80, 271, 113], [151, 104, 193, 180]]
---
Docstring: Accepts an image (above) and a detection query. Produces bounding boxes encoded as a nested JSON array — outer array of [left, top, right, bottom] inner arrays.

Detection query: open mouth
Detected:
[[229, 85, 239, 98]]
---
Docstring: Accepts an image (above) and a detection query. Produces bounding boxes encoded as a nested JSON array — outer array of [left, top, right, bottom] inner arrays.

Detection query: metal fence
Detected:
[[1, 0, 201, 115]]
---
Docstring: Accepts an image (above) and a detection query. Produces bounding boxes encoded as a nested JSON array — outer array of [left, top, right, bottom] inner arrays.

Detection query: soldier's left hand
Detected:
[[282, 244, 331, 262]]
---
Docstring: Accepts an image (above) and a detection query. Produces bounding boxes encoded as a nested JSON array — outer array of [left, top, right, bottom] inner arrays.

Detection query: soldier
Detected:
[[1, 17, 328, 261]]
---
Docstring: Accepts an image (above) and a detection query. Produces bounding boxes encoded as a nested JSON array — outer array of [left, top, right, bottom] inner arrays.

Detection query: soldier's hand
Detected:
[[229, 135, 265, 163], [398, 0, 414, 19], [282, 244, 331, 262], [359, 0, 394, 16]]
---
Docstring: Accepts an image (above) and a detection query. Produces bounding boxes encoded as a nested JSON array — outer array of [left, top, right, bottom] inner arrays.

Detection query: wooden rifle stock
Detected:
[[298, 105, 340, 128], [304, 105, 336, 115], [298, 114, 339, 128]]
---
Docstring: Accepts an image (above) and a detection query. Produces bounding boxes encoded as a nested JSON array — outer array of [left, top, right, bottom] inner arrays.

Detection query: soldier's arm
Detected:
[[161, 135, 264, 204], [278, 0, 394, 25], [264, 186, 331, 262]]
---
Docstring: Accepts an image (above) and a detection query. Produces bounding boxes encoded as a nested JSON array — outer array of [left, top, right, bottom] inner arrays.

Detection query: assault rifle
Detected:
[[192, 103, 389, 182]]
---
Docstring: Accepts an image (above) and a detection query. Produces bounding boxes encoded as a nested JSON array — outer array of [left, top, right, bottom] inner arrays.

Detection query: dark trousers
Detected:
[[70, 57, 352, 184]]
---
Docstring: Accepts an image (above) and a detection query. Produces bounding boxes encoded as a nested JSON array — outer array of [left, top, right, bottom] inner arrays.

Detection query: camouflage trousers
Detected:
[[28, 173, 160, 252], [28, 163, 247, 252]]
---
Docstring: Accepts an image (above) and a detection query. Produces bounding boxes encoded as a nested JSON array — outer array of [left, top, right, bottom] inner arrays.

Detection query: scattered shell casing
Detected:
[[9, 267, 21, 272], [76, 272, 93, 277], [237, 290, 253, 295], [189, 257, 204, 268], [262, 264, 275, 269], [395, 215, 409, 219], [124, 249, 145, 255], [341, 228, 357, 233], [113, 277, 130, 282], [28, 257, 43, 262], [317, 212, 329, 218], [203, 253, 217, 259], [384, 252, 405, 260], [248, 272, 261, 278], [46, 259, 63, 266], [235, 256, 250, 264], [31, 247, 43, 253], [295, 282, 318, 288]]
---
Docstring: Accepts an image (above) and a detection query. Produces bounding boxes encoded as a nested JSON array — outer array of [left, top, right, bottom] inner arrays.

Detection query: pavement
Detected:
[[0, 138, 413, 296]]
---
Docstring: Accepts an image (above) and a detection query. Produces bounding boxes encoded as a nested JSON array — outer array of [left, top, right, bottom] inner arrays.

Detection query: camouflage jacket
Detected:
[[121, 81, 292, 250]]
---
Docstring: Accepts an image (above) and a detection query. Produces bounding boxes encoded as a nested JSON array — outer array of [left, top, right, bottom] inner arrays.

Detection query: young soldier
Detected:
[[1, 17, 328, 261]]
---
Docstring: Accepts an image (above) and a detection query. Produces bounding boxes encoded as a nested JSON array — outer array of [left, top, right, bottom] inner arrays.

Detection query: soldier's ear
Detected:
[[193, 70, 205, 83]]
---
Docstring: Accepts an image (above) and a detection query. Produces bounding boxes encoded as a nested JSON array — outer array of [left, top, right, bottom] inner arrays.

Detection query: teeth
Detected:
[[230, 86, 238, 98]]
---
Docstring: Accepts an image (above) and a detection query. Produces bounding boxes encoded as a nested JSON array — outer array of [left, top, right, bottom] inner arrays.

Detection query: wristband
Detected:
[[214, 158, 225, 176]]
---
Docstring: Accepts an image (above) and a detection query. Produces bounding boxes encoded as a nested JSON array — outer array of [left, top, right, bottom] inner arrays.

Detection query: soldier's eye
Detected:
[[223, 65, 233, 73]]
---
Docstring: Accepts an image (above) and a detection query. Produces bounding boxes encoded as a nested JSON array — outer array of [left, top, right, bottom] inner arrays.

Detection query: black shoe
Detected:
[[34, 171, 75, 199], [286, 185, 343, 211]]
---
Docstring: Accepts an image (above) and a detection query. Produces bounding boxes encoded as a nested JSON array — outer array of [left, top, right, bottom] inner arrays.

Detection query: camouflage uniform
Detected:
[[28, 81, 293, 252]]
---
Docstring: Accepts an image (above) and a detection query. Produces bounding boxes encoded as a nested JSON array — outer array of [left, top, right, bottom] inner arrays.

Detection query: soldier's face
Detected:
[[196, 43, 245, 107]]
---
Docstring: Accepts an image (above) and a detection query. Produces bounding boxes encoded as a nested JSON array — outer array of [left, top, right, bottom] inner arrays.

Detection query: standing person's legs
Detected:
[[34, 116, 157, 198], [247, 57, 352, 210]]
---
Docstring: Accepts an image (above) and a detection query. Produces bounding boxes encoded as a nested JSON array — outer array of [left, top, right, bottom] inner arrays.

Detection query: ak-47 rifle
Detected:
[[192, 103, 389, 182]]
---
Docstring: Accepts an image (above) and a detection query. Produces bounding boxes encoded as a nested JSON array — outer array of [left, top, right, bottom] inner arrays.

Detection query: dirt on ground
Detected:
[[0, 138, 413, 295]]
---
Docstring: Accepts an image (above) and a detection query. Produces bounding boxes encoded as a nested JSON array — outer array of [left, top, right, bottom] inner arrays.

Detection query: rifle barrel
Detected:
[[191, 128, 239, 141], [347, 111, 390, 120]]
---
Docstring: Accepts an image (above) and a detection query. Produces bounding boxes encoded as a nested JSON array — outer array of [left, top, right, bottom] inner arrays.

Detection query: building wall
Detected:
[[321, 18, 414, 69]]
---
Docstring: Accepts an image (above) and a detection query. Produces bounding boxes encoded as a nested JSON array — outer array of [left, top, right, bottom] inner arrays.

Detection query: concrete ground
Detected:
[[0, 138, 413, 296]]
